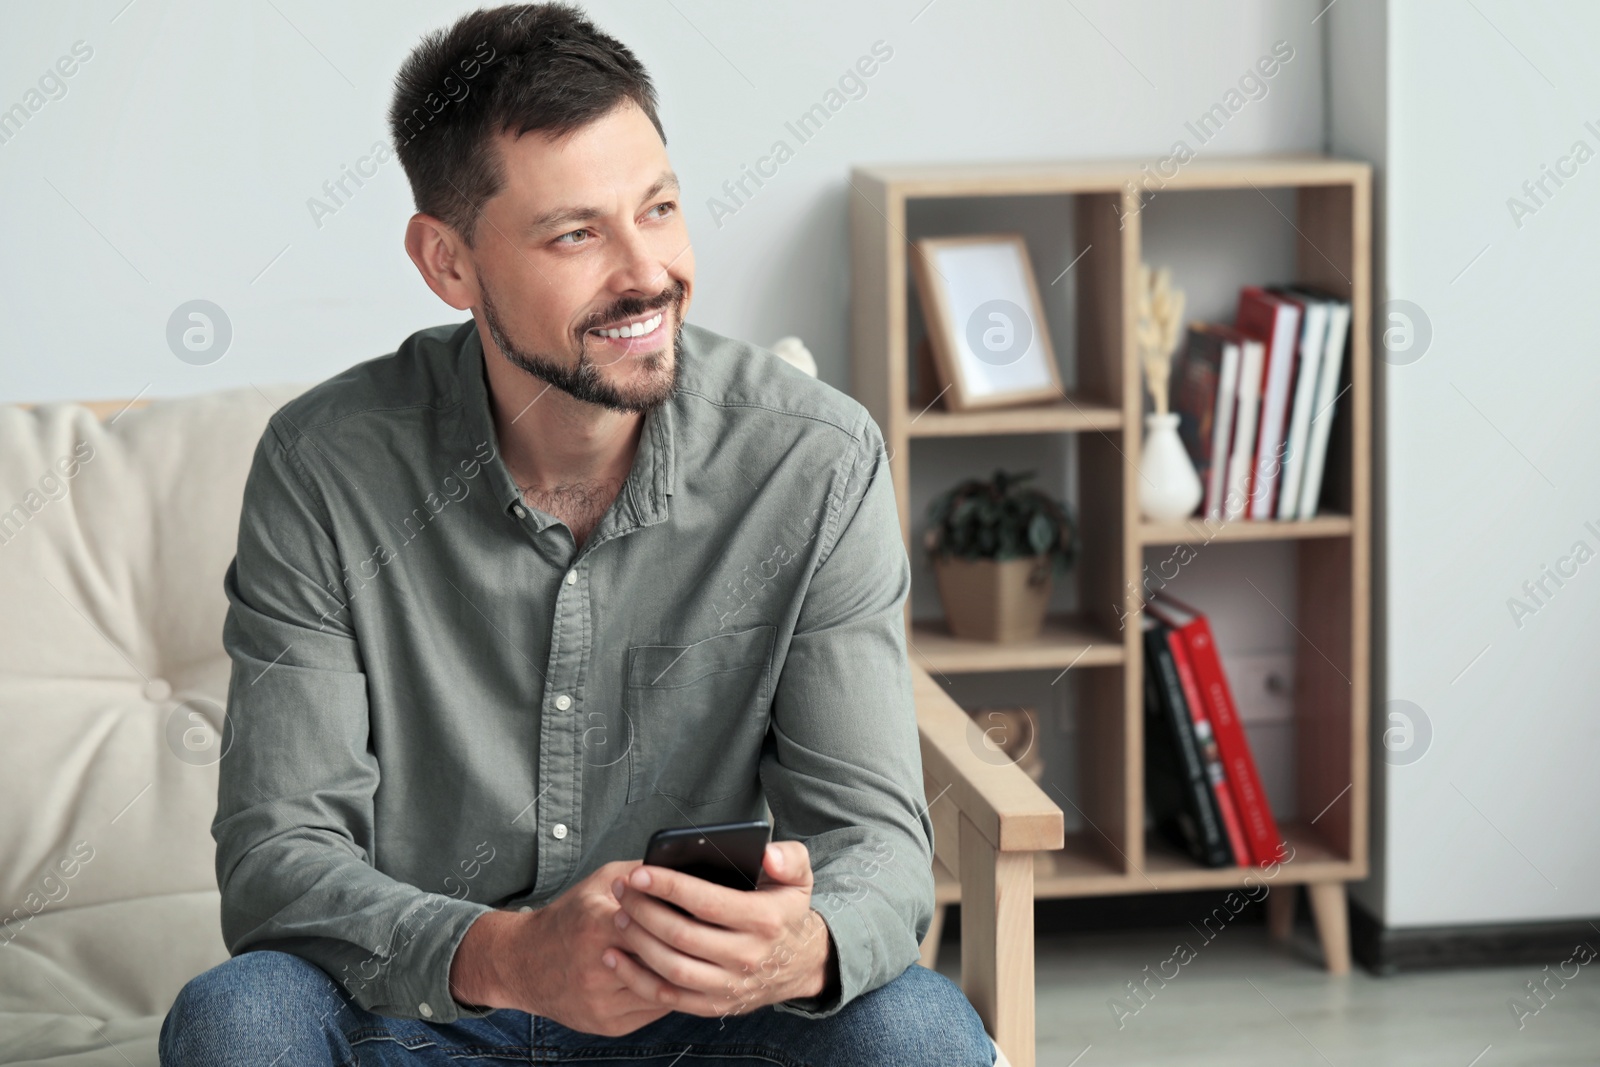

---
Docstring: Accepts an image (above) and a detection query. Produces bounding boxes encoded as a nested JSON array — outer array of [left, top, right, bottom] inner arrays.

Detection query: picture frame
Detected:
[[909, 233, 1064, 412]]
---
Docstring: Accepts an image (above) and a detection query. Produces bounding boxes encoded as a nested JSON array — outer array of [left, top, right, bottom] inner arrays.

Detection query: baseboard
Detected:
[[941, 893, 1599, 978], [1350, 902, 1600, 975]]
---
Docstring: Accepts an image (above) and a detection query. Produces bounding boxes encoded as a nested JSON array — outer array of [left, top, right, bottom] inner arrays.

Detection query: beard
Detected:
[[479, 276, 686, 415]]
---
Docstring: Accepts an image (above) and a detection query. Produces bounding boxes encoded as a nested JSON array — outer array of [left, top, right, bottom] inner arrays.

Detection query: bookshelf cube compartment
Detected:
[[1131, 536, 1365, 886]]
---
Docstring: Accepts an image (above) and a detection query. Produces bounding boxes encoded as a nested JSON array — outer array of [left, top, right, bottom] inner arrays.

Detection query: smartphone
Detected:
[[642, 819, 770, 891]]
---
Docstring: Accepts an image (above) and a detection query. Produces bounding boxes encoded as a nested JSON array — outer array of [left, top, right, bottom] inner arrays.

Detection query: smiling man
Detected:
[[157, 3, 994, 1066]]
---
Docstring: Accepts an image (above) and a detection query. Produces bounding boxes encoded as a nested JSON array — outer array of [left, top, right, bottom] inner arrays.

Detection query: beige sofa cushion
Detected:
[[0, 385, 306, 1065]]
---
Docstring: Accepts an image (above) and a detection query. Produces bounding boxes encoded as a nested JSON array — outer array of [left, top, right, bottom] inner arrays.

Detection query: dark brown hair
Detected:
[[388, 2, 665, 247]]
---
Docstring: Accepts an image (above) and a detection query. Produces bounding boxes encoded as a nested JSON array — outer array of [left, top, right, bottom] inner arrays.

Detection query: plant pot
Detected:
[[931, 554, 1054, 643]]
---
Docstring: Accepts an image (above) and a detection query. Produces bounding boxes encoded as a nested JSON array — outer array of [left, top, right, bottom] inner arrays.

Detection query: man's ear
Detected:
[[404, 212, 477, 311]]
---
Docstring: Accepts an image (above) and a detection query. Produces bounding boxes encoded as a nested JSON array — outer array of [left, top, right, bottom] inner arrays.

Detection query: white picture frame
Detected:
[[909, 233, 1064, 411]]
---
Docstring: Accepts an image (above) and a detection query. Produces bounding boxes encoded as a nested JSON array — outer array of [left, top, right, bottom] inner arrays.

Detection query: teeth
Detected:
[[595, 312, 663, 339]]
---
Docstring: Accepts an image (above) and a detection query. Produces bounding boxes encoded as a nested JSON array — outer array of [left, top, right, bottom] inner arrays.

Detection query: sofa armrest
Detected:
[[914, 665, 1063, 855], [913, 663, 1062, 1067]]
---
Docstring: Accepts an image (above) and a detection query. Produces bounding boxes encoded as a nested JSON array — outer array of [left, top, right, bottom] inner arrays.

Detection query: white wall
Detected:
[[0, 0, 1323, 403], [1342, 0, 1600, 927], [1325, 0, 1391, 923], [23, 0, 1582, 934], [0, 0, 1330, 840], [0, 3, 1372, 858]]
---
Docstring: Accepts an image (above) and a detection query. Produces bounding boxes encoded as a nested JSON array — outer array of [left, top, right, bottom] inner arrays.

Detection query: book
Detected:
[[1171, 324, 1242, 522], [1142, 643, 1198, 863], [1221, 337, 1266, 521], [1164, 623, 1251, 866], [1142, 616, 1232, 867], [1290, 290, 1352, 520], [1148, 592, 1284, 867], [1264, 290, 1306, 500], [1268, 290, 1330, 520], [1234, 287, 1303, 519]]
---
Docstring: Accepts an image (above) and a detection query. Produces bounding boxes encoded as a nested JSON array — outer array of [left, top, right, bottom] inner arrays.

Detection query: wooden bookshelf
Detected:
[[850, 154, 1370, 975], [909, 614, 1122, 675], [907, 395, 1123, 437], [1138, 512, 1355, 545]]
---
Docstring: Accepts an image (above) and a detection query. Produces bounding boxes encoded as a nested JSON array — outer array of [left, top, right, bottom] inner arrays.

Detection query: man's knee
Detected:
[[842, 964, 994, 1066], [160, 950, 352, 1066]]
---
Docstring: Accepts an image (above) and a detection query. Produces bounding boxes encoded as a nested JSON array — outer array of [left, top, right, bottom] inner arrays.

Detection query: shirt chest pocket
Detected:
[[625, 624, 776, 807]]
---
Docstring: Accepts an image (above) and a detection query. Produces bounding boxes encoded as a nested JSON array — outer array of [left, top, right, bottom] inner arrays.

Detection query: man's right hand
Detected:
[[448, 859, 685, 1036]]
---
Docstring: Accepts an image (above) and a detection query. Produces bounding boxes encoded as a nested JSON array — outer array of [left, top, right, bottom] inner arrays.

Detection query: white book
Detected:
[[1247, 298, 1302, 520], [1223, 339, 1265, 521], [1296, 300, 1352, 519], [1205, 338, 1242, 521], [1275, 299, 1329, 519]]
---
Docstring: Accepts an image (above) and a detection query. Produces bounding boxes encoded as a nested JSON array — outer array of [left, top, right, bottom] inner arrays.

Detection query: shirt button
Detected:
[[554, 694, 572, 711], [565, 570, 577, 586], [552, 823, 568, 840], [418, 1002, 433, 1018], [513, 505, 526, 518]]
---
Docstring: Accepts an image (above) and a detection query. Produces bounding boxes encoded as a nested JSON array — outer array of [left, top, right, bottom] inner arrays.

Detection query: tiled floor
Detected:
[[935, 926, 1600, 1066]]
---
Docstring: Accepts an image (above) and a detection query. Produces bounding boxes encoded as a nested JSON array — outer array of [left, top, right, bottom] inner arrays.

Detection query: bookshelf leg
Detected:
[[920, 902, 947, 969], [1266, 883, 1297, 942], [1306, 881, 1351, 974]]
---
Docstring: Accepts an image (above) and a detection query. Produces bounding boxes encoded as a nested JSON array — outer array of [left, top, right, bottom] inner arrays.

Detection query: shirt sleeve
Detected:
[[762, 418, 936, 1019], [212, 418, 494, 1024]]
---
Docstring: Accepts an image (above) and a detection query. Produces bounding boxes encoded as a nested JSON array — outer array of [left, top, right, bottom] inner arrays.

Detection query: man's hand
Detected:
[[448, 859, 684, 1036], [604, 840, 834, 1018]]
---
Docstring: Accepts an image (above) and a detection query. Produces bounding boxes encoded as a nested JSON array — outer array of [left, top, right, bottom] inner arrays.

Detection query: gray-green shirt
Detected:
[[214, 318, 934, 1025]]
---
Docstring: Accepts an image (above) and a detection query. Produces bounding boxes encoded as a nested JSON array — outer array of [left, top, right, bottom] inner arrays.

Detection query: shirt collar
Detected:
[[452, 320, 674, 534]]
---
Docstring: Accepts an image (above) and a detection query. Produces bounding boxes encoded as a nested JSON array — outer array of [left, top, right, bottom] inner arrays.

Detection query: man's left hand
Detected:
[[603, 840, 833, 1017]]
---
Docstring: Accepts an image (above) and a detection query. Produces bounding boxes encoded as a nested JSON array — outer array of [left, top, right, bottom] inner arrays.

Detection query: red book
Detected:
[[1149, 593, 1284, 867], [1234, 287, 1302, 520], [1163, 626, 1250, 867]]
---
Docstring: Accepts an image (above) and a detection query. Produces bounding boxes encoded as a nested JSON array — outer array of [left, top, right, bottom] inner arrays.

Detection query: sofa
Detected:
[[0, 377, 1055, 1067], [1, 385, 304, 1065]]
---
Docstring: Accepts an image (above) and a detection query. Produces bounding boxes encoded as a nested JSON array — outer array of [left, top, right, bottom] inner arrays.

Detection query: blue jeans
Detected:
[[158, 949, 995, 1066]]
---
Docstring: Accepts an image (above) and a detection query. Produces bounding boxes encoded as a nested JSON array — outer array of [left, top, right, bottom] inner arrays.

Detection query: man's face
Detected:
[[468, 100, 694, 414]]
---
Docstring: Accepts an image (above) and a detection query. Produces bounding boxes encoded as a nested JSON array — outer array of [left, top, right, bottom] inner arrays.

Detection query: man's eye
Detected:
[[647, 201, 676, 219], [555, 229, 589, 245]]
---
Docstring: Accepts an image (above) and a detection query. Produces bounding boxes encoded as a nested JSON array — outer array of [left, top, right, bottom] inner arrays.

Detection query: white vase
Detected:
[[1138, 412, 1203, 521]]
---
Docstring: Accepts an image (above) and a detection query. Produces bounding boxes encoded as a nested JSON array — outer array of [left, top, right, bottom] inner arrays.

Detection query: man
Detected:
[[158, 3, 995, 1065]]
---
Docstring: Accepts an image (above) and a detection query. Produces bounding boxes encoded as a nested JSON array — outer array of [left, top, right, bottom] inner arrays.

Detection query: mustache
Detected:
[[579, 279, 685, 336]]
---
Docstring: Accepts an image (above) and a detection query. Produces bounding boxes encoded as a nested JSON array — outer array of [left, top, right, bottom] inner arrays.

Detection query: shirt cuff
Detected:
[[377, 893, 496, 1024], [773, 894, 871, 1019]]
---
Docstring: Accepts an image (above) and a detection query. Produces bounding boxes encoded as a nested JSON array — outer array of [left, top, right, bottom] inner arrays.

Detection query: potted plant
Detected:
[[922, 468, 1077, 642]]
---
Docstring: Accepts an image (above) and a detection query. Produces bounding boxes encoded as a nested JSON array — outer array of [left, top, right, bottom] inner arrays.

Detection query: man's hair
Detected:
[[388, 2, 665, 247]]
